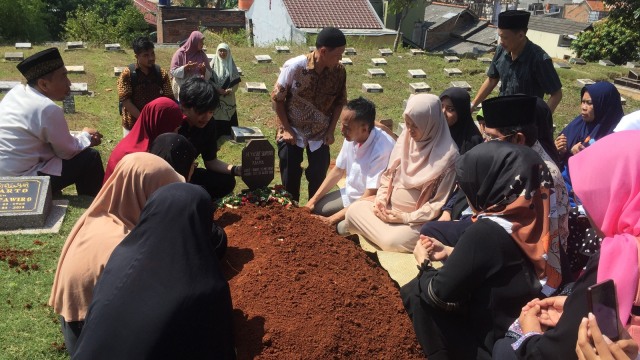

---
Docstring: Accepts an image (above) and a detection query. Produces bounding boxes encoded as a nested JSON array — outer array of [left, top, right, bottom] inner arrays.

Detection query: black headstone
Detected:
[[241, 139, 275, 190], [0, 176, 52, 230], [63, 95, 76, 114]]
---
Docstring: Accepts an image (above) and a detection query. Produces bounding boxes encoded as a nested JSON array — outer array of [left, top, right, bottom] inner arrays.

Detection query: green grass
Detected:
[[0, 39, 638, 359]]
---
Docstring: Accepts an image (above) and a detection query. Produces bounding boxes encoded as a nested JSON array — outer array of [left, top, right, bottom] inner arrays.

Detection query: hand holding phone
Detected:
[[587, 279, 621, 342]]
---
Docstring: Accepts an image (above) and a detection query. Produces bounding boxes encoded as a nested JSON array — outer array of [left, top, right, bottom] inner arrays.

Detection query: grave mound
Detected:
[[216, 204, 422, 359]]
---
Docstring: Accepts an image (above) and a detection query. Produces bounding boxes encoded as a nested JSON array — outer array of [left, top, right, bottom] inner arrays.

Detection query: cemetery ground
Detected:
[[0, 37, 639, 359]]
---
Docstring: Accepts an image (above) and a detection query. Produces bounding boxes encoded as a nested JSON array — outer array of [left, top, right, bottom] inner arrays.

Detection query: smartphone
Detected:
[[587, 279, 620, 341]]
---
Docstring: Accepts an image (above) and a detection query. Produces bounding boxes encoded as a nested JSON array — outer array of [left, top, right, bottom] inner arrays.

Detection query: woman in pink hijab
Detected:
[[170, 31, 212, 101], [345, 94, 459, 252]]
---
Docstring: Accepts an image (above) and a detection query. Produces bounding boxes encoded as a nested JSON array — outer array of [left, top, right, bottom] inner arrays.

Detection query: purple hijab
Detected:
[[170, 31, 211, 76]]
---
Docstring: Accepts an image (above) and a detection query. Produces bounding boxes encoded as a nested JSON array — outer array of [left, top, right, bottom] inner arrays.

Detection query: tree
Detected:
[[64, 3, 151, 45], [0, 0, 50, 42], [570, 18, 640, 65], [604, 0, 640, 31], [387, 0, 424, 51]]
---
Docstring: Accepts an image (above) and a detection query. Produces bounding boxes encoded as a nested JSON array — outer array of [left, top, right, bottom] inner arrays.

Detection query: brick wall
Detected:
[[157, 6, 246, 43]]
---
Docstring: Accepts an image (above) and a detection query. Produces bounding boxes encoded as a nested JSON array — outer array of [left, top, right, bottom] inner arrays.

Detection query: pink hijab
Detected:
[[388, 94, 458, 189], [170, 31, 211, 75], [570, 130, 640, 326]]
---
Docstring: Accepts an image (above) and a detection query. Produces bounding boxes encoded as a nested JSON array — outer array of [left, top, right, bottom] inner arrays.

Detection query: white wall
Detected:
[[527, 30, 576, 59], [247, 0, 302, 46]]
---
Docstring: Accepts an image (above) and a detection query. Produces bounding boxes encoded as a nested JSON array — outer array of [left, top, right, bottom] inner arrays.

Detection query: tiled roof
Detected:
[[585, 0, 607, 11], [528, 15, 592, 35], [283, 0, 383, 29]]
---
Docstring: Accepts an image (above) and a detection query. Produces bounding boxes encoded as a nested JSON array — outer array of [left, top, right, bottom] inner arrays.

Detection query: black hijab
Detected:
[[440, 87, 483, 154], [73, 183, 235, 360], [148, 133, 197, 179], [534, 98, 562, 167]]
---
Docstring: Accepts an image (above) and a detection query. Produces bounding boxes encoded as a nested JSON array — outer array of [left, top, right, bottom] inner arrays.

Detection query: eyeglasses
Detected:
[[483, 132, 515, 142]]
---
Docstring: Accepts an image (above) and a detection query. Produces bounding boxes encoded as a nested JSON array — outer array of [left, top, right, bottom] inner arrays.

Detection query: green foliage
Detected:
[[0, 0, 50, 42], [205, 28, 249, 48], [64, 4, 151, 45], [570, 18, 640, 65], [604, 0, 640, 31]]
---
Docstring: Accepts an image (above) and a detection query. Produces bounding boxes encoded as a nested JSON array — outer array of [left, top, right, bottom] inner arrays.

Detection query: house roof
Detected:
[[432, 38, 495, 55], [282, 0, 383, 29], [423, 3, 469, 29], [464, 25, 498, 46], [527, 15, 592, 35], [585, 0, 607, 11]]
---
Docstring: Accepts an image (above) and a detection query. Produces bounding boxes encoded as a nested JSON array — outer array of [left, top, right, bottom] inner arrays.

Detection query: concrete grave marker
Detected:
[[241, 139, 275, 190], [570, 58, 587, 65], [371, 58, 387, 66], [237, 67, 243, 76], [626, 62, 640, 69], [378, 48, 393, 56], [577, 79, 595, 86], [114, 67, 126, 77], [0, 176, 52, 230], [450, 81, 472, 91], [65, 41, 86, 51], [409, 82, 431, 93], [621, 96, 627, 105], [63, 95, 75, 114], [104, 43, 122, 51], [478, 57, 492, 64], [367, 68, 386, 77], [340, 58, 353, 65], [345, 48, 357, 55], [362, 83, 383, 93], [15, 43, 32, 49], [444, 68, 462, 76], [245, 82, 268, 93], [206, 53, 215, 62], [65, 66, 85, 74], [553, 62, 571, 69], [4, 52, 24, 61], [444, 56, 460, 63], [232, 126, 265, 142], [275, 46, 290, 53], [0, 81, 20, 93], [599, 60, 615, 66], [70, 83, 89, 95], [629, 70, 639, 80], [408, 69, 426, 78], [409, 49, 425, 56], [254, 55, 272, 63]]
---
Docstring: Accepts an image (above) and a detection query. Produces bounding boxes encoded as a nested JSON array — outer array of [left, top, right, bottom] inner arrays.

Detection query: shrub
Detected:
[[571, 18, 640, 65]]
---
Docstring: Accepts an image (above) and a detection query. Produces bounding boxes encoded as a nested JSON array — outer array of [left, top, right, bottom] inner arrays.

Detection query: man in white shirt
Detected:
[[0, 48, 104, 196], [305, 97, 395, 234], [614, 109, 640, 132]]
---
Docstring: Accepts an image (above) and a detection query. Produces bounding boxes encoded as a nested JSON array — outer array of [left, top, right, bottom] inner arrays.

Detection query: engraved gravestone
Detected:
[[0, 176, 52, 230], [241, 139, 275, 190], [63, 95, 76, 114]]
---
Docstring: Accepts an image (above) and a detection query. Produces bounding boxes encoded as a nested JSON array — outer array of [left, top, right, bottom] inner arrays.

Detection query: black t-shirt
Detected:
[[178, 120, 217, 162]]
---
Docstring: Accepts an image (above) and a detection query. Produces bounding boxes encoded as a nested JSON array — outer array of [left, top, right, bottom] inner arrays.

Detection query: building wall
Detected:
[[157, 6, 245, 43], [383, 0, 428, 42], [527, 30, 576, 59], [246, 0, 302, 46], [564, 3, 589, 23]]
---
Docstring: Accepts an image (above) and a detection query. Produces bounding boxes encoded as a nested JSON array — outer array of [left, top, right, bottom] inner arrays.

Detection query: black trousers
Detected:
[[60, 316, 84, 357], [190, 168, 236, 201], [277, 142, 330, 202], [40, 148, 104, 196], [420, 216, 473, 247]]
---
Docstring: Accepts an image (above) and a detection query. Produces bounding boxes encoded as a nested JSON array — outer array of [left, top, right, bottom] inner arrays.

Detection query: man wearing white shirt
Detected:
[[613, 109, 640, 132], [0, 48, 104, 196], [305, 97, 395, 234]]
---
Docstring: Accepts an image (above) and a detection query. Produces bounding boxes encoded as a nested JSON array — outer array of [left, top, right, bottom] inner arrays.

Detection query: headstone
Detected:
[[345, 48, 357, 55], [478, 57, 492, 63], [620, 96, 627, 105], [629, 70, 639, 80], [444, 68, 462, 76], [0, 176, 52, 230], [379, 48, 393, 56], [570, 58, 587, 65], [0, 81, 20, 93], [626, 62, 640, 69], [241, 139, 275, 190], [444, 56, 460, 63], [599, 59, 615, 66], [4, 52, 24, 61], [237, 67, 243, 76], [340, 58, 353, 65], [367, 68, 386, 77], [409, 82, 431, 93], [70, 83, 89, 95], [62, 95, 75, 114], [114, 66, 126, 77], [450, 81, 472, 91], [362, 83, 383, 93], [65, 41, 85, 50], [371, 58, 387, 66], [408, 69, 426, 78], [232, 126, 265, 142], [104, 43, 122, 51], [206, 53, 216, 62], [576, 79, 595, 86], [15, 43, 32, 49], [245, 82, 268, 93], [254, 55, 272, 63], [553, 62, 571, 69], [65, 66, 85, 74], [309, 46, 315, 53], [275, 46, 290, 53], [409, 49, 425, 56]]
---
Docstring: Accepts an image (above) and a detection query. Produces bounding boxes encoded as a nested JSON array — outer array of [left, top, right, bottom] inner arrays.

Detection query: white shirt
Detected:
[[0, 84, 91, 176], [335, 127, 395, 206], [614, 110, 640, 132]]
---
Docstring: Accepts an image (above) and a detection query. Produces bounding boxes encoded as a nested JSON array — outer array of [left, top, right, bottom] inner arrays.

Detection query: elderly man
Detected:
[[471, 10, 563, 113], [0, 48, 104, 196]]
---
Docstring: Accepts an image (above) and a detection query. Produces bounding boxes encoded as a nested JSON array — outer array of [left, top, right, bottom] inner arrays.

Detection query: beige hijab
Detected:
[[49, 152, 184, 321], [388, 93, 459, 189]]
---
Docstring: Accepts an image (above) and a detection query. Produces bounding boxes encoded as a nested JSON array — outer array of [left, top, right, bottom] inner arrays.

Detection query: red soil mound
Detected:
[[216, 204, 422, 359]]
